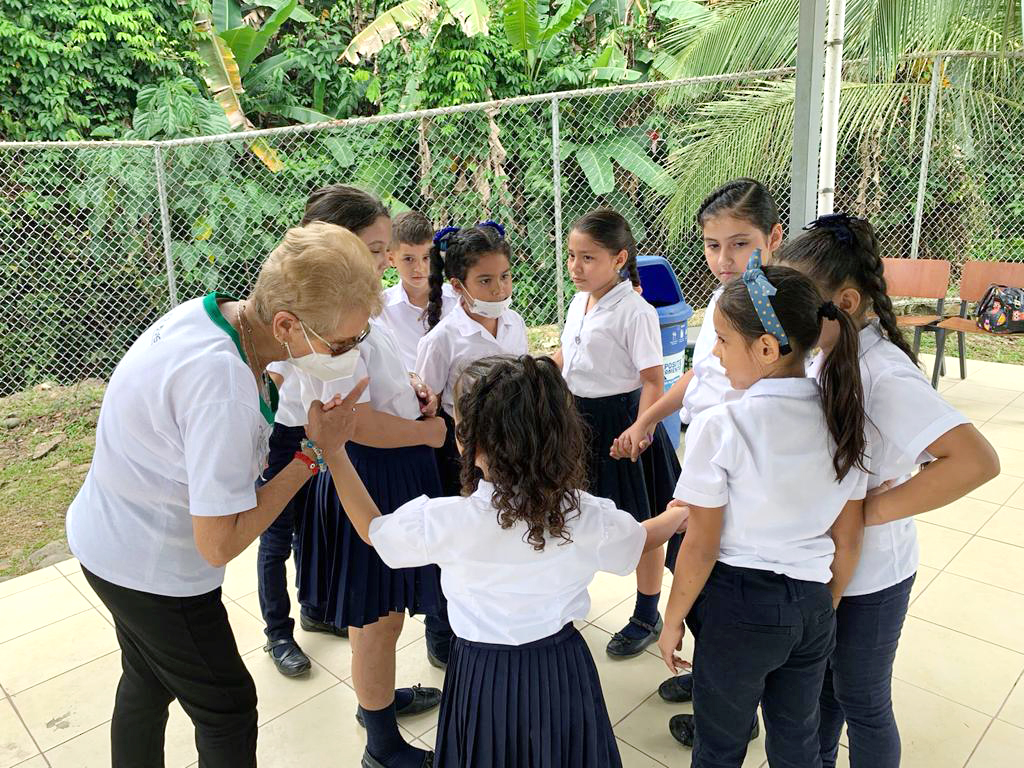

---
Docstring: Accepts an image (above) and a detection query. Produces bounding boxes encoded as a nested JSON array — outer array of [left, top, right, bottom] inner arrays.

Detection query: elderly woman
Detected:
[[65, 222, 381, 767]]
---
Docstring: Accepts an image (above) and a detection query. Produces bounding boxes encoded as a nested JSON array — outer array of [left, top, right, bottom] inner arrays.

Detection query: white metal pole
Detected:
[[551, 96, 565, 326], [790, 0, 828, 230], [817, 0, 846, 215], [154, 146, 178, 307], [910, 55, 943, 260]]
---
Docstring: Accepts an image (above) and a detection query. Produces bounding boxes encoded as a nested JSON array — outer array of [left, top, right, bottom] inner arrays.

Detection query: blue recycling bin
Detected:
[[637, 255, 692, 450]]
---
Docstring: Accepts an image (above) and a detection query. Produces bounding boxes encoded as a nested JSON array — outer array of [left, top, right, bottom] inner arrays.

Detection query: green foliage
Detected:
[[126, 77, 233, 139], [0, 0, 200, 140]]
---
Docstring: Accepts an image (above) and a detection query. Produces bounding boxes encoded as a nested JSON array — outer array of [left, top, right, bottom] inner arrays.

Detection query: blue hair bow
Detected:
[[477, 220, 506, 239], [803, 212, 859, 245], [433, 226, 461, 252], [742, 249, 791, 355]]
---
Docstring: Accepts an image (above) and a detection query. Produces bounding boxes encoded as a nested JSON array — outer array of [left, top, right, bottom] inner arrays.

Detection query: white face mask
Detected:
[[462, 291, 512, 319], [285, 324, 361, 382]]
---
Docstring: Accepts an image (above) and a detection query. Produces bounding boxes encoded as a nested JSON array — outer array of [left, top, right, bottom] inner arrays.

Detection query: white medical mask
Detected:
[[284, 324, 362, 382], [462, 292, 512, 319]]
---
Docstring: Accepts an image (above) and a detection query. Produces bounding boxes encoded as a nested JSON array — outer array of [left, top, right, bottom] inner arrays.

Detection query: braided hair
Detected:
[[778, 214, 917, 365], [427, 224, 510, 329], [571, 209, 641, 287]]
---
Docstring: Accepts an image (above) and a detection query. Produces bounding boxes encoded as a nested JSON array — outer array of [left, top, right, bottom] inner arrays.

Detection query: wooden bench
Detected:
[[934, 260, 1024, 383]]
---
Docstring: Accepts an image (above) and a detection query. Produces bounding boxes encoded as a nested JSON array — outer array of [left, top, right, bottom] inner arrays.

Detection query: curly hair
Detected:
[[453, 355, 589, 551]]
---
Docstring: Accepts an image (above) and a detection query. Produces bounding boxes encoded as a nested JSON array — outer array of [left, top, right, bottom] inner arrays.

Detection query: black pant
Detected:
[[688, 562, 836, 768], [84, 568, 258, 768]]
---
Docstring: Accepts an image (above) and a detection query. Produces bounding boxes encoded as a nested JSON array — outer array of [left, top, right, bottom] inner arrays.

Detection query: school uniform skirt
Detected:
[[574, 389, 680, 524], [434, 623, 622, 768], [296, 442, 443, 628], [434, 409, 463, 497]]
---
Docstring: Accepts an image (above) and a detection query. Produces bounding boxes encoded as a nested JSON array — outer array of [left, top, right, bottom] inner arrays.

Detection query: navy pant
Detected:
[[688, 563, 836, 768], [257, 424, 310, 642], [818, 574, 915, 768]]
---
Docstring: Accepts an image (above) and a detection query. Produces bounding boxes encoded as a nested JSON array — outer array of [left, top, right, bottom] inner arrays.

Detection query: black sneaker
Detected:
[[606, 615, 663, 658], [300, 613, 348, 638], [669, 713, 760, 747], [264, 638, 311, 678], [658, 673, 693, 703], [355, 685, 443, 727]]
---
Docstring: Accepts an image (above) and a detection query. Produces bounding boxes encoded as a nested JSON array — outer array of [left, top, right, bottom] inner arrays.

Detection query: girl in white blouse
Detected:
[[321, 354, 689, 768], [554, 208, 681, 659], [780, 215, 999, 768], [658, 258, 869, 767]]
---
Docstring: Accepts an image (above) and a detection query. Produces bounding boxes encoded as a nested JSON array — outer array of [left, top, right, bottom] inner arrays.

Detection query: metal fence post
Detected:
[[550, 95, 565, 327], [154, 145, 178, 306], [910, 55, 943, 260]]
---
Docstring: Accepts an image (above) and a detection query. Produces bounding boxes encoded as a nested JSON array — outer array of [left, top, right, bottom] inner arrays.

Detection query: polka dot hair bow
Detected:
[[742, 249, 792, 355]]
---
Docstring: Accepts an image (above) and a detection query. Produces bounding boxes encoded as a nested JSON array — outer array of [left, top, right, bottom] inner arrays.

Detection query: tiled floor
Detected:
[[2, 356, 1024, 767]]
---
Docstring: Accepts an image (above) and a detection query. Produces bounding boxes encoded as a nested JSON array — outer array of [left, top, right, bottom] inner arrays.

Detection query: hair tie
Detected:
[[741, 249, 792, 355], [803, 212, 862, 245], [433, 226, 461, 253], [477, 220, 506, 239], [818, 301, 840, 321]]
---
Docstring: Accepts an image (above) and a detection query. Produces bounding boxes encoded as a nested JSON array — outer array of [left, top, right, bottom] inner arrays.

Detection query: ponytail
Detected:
[[426, 241, 447, 329], [779, 213, 917, 365], [818, 303, 868, 481], [717, 267, 867, 483]]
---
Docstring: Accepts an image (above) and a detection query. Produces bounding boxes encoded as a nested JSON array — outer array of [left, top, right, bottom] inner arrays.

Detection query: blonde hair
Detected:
[[250, 222, 382, 334]]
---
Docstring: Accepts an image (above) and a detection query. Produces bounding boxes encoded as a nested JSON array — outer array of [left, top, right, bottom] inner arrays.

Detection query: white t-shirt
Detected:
[[267, 361, 371, 428], [67, 294, 276, 597], [380, 282, 459, 371], [560, 280, 664, 398], [415, 304, 529, 416], [681, 287, 734, 424], [369, 481, 646, 645], [809, 322, 970, 596], [674, 377, 869, 583]]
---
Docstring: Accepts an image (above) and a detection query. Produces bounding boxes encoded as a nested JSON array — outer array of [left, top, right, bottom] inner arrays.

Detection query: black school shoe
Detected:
[[658, 673, 694, 703], [300, 612, 348, 638], [361, 748, 433, 768], [355, 685, 443, 727], [606, 615, 664, 658], [264, 638, 311, 677], [669, 713, 760, 747]]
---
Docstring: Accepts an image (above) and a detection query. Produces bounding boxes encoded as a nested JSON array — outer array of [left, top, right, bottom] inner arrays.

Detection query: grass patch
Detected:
[[915, 329, 1024, 365], [0, 381, 105, 579]]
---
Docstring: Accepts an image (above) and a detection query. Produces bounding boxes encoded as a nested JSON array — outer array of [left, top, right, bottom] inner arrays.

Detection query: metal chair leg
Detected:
[[931, 329, 946, 389], [957, 331, 967, 379], [913, 327, 922, 357]]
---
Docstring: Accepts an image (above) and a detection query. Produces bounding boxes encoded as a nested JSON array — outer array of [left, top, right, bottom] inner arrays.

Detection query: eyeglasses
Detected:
[[306, 323, 371, 356]]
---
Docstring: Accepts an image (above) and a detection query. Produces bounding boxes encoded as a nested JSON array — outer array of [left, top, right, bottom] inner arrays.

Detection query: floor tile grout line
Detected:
[[1, 677, 53, 768], [0, 571, 66, 602], [923, 565, 1024, 601], [1, 644, 122, 700], [611, 689, 675, 767], [907, 613, 1024, 657], [0, 606, 96, 647], [916, 502, 1004, 538], [250, 678, 343, 732], [960, 714, 998, 768], [991, 667, 1024, 724], [891, 671, 1021, 720]]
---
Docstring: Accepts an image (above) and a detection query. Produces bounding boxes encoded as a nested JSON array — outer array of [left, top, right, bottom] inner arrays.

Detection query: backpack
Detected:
[[976, 284, 1024, 334]]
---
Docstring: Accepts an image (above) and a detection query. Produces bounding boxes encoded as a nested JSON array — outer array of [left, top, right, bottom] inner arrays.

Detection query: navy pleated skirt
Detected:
[[434, 624, 622, 768], [575, 390, 680, 524], [435, 409, 463, 497], [296, 442, 443, 628]]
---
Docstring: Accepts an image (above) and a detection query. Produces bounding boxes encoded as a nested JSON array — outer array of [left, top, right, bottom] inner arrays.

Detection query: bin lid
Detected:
[[657, 300, 693, 324], [637, 254, 688, 309]]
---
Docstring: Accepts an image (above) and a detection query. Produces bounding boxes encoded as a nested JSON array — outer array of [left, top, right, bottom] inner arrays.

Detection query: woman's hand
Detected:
[[658, 620, 691, 674], [421, 416, 448, 449], [306, 378, 369, 458]]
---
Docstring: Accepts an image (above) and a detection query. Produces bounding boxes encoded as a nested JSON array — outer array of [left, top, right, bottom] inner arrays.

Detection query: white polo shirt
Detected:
[[681, 287, 734, 424], [809, 322, 970, 596], [674, 377, 869, 583], [380, 282, 459, 371], [560, 280, 664, 398], [369, 481, 646, 645], [67, 294, 277, 597], [414, 304, 529, 416]]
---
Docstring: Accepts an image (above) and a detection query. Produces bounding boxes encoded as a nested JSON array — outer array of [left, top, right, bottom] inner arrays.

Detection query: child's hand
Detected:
[[658, 621, 691, 674], [864, 479, 896, 526], [611, 422, 652, 462], [409, 373, 439, 417], [306, 379, 369, 457], [665, 499, 690, 533], [421, 416, 448, 449]]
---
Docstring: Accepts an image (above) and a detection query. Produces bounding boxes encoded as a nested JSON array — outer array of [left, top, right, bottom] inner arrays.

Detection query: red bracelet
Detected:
[[294, 451, 319, 475]]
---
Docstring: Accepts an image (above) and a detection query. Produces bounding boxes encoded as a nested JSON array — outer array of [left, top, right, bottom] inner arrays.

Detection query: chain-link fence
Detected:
[[2, 56, 1022, 395]]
